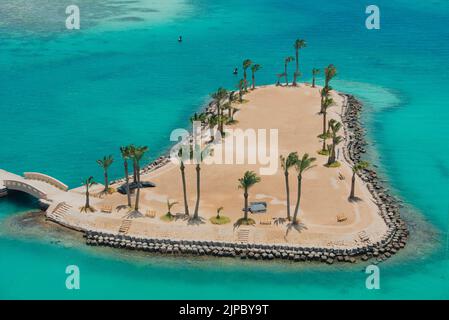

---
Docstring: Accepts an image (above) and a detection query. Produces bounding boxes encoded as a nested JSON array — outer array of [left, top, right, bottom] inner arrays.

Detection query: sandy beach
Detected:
[[59, 85, 389, 249]]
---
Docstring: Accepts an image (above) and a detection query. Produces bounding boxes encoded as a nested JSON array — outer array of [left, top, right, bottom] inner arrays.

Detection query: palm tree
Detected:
[[293, 39, 306, 86], [292, 154, 316, 224], [96, 155, 113, 192], [280, 152, 298, 221], [320, 89, 334, 141], [284, 56, 295, 86], [327, 119, 343, 165], [178, 148, 190, 216], [251, 64, 261, 89], [229, 90, 238, 104], [276, 73, 283, 86], [192, 144, 209, 221], [242, 59, 252, 91], [211, 87, 228, 135], [324, 64, 337, 89], [227, 91, 239, 123], [132, 146, 148, 211], [218, 103, 234, 127], [236, 79, 245, 102], [128, 144, 138, 183], [120, 146, 132, 207], [350, 161, 369, 200], [80, 176, 97, 212], [216, 206, 224, 219], [222, 102, 232, 120], [320, 65, 337, 113], [207, 114, 219, 142], [166, 199, 178, 218], [312, 68, 320, 88], [190, 112, 207, 124], [238, 171, 261, 221]]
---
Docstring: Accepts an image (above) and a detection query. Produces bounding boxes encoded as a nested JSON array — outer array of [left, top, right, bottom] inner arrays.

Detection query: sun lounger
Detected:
[[260, 216, 272, 225], [358, 231, 371, 243], [101, 205, 112, 213], [146, 210, 156, 218], [337, 214, 347, 222]]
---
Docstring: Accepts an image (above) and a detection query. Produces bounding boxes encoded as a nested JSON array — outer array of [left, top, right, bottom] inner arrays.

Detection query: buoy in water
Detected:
[[178, 36, 183, 42], [233, 68, 238, 75]]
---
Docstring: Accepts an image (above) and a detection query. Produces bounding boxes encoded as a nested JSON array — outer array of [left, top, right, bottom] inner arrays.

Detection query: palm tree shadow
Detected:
[[285, 222, 308, 237], [233, 218, 255, 231], [79, 206, 96, 213], [274, 217, 288, 226], [123, 210, 143, 219], [174, 213, 189, 221], [95, 190, 109, 198], [116, 204, 130, 212], [187, 216, 206, 225], [348, 196, 362, 203]]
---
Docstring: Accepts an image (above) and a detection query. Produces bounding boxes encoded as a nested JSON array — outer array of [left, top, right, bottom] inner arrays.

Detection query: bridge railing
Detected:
[[3, 179, 48, 200], [24, 172, 68, 191]]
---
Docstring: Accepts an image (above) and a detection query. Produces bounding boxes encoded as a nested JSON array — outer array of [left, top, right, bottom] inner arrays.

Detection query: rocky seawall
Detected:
[[82, 93, 409, 265]]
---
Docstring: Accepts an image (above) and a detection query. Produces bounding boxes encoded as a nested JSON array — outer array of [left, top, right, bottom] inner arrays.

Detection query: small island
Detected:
[[0, 41, 408, 265]]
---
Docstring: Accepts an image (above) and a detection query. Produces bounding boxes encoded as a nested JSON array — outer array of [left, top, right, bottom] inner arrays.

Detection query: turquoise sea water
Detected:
[[1, 0, 449, 299]]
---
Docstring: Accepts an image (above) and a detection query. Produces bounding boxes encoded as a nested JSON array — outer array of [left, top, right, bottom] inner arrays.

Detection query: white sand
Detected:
[[57, 85, 388, 249]]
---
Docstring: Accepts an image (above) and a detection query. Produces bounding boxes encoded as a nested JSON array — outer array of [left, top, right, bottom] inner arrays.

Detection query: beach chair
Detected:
[[358, 231, 371, 243], [101, 205, 112, 213], [336, 214, 347, 222], [260, 215, 272, 225], [338, 172, 345, 180], [146, 210, 157, 218]]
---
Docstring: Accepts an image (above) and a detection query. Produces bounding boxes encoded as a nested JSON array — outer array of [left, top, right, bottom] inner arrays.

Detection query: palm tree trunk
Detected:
[[85, 185, 90, 209], [180, 162, 189, 216], [293, 50, 299, 86], [133, 159, 137, 183], [312, 76, 316, 88], [124, 160, 131, 207], [350, 172, 356, 199], [244, 70, 247, 90], [284, 171, 291, 220], [193, 164, 200, 219], [292, 175, 302, 223], [243, 187, 249, 220], [252, 72, 255, 89], [217, 102, 222, 135], [328, 143, 336, 165], [322, 111, 327, 136], [104, 170, 108, 191], [284, 64, 288, 86], [320, 94, 325, 114], [134, 164, 141, 211]]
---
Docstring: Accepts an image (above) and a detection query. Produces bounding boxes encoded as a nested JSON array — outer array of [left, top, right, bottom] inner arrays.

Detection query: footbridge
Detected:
[[0, 169, 68, 202]]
